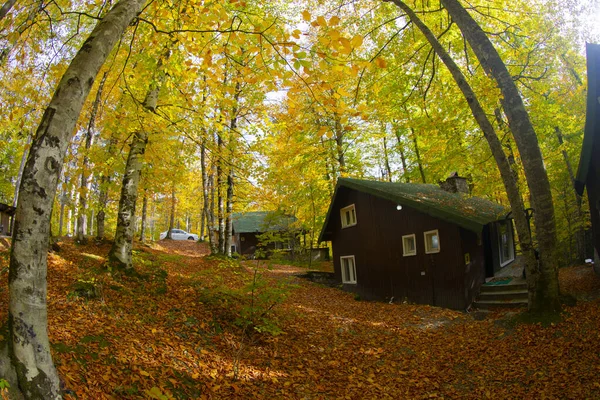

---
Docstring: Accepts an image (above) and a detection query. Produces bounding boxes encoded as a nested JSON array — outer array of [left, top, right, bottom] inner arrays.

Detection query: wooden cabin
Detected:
[[576, 43, 600, 270], [318, 177, 515, 310], [0, 203, 15, 236], [232, 211, 299, 258]]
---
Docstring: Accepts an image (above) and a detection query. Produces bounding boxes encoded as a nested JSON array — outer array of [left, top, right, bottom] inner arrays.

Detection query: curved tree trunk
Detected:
[[440, 0, 560, 313], [0, 0, 147, 397], [390, 0, 536, 311]]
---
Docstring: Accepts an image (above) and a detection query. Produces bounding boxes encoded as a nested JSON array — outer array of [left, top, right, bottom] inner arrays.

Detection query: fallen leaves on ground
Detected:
[[1, 241, 600, 399]]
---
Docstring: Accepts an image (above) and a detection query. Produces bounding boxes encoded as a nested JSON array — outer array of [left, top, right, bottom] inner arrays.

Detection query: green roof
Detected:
[[319, 178, 508, 241], [232, 211, 297, 233]]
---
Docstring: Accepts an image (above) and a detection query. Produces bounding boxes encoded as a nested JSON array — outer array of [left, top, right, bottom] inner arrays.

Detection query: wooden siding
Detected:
[[0, 212, 10, 236], [330, 187, 478, 309], [588, 165, 600, 264], [460, 228, 486, 307], [239, 233, 260, 256]]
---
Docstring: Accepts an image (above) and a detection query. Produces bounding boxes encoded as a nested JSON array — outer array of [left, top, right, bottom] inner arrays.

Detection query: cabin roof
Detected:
[[232, 211, 297, 233], [575, 43, 600, 195], [319, 178, 508, 242]]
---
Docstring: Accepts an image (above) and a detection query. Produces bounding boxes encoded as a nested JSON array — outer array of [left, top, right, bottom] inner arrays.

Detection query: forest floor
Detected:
[[1, 239, 600, 399]]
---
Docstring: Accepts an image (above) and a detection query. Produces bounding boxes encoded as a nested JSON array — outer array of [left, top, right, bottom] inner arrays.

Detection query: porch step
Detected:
[[473, 299, 528, 309], [474, 278, 528, 309], [480, 282, 527, 292], [477, 290, 528, 302]]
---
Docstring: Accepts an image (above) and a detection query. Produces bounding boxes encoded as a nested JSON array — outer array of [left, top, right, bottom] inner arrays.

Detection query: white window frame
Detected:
[[340, 204, 357, 228], [498, 221, 515, 267], [340, 255, 357, 284], [424, 230, 440, 254], [402, 234, 417, 256]]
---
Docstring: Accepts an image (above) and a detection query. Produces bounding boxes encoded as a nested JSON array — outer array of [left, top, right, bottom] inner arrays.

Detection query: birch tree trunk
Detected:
[[390, 0, 536, 310], [440, 0, 560, 313], [108, 42, 172, 269], [0, 0, 147, 397], [217, 132, 225, 254], [200, 136, 208, 242], [76, 72, 107, 244], [96, 135, 116, 241], [208, 170, 216, 253], [107, 131, 148, 269]]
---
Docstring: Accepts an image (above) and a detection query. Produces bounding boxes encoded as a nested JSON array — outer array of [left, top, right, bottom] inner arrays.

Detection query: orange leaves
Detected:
[[8, 239, 597, 399]]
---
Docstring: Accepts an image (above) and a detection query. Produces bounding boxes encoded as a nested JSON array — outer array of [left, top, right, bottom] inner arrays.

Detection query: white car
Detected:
[[159, 229, 199, 241]]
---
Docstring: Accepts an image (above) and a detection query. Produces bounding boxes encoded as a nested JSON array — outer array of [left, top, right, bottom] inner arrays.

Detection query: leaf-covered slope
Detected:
[[1, 241, 599, 399]]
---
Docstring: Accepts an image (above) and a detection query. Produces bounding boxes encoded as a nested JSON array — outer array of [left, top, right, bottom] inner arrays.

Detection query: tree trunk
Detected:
[[0, 0, 147, 397], [411, 128, 427, 183], [0, 0, 17, 21], [440, 0, 560, 313], [200, 136, 208, 241], [108, 41, 172, 268], [225, 172, 234, 256], [96, 174, 109, 241], [334, 114, 346, 175], [556, 126, 585, 263], [217, 131, 225, 254], [391, 0, 537, 309], [382, 134, 392, 182], [77, 72, 107, 244], [139, 189, 148, 242], [393, 124, 410, 183], [107, 131, 148, 269], [167, 186, 175, 239], [207, 170, 216, 253], [96, 135, 116, 241]]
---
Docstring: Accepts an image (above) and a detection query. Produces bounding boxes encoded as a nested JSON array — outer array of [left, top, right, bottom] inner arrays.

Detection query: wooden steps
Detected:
[[474, 279, 528, 309]]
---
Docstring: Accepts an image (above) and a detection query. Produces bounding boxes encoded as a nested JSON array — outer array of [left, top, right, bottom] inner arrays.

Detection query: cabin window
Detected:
[[424, 230, 440, 254], [340, 204, 357, 228], [340, 255, 357, 284], [402, 234, 417, 256], [498, 220, 515, 267]]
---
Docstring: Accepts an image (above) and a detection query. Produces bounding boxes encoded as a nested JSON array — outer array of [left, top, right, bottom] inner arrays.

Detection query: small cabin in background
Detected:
[[576, 43, 600, 271], [231, 211, 299, 258], [0, 203, 16, 236], [318, 176, 515, 310]]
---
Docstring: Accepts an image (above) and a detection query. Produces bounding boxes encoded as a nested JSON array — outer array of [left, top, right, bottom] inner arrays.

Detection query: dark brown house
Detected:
[[0, 203, 16, 236], [576, 43, 600, 271], [318, 177, 515, 310], [232, 211, 299, 257]]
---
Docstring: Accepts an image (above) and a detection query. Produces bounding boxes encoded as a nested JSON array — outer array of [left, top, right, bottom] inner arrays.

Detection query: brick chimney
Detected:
[[439, 172, 469, 194]]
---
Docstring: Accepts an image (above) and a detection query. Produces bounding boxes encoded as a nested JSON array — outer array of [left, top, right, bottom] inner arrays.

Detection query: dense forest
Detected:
[[0, 0, 599, 397]]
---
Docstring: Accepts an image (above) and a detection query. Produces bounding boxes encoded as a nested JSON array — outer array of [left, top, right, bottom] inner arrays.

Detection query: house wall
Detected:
[[460, 228, 486, 307], [330, 187, 480, 309], [239, 233, 260, 256], [0, 212, 11, 236], [587, 163, 600, 267]]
